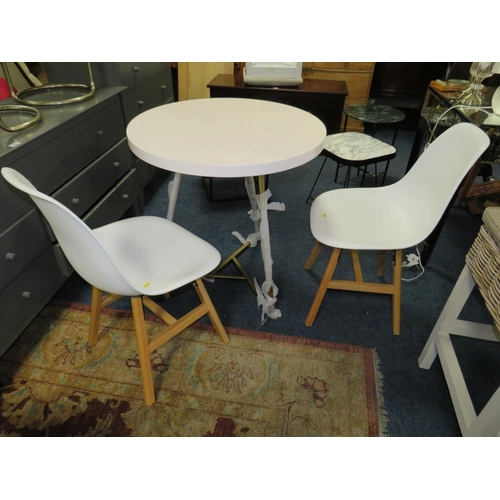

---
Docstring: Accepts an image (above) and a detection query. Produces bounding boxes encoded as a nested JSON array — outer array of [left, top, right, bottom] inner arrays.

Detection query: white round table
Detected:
[[126, 97, 326, 321]]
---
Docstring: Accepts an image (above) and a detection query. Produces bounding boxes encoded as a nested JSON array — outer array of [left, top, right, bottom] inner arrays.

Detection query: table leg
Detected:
[[167, 172, 182, 221], [253, 174, 283, 322], [205, 176, 260, 294]]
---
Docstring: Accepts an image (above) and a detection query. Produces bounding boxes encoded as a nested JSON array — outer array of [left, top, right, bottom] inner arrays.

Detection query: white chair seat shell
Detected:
[[93, 216, 221, 296], [311, 124, 491, 251]]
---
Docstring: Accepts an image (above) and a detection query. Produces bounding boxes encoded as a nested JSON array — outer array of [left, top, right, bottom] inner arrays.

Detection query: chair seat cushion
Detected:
[[323, 132, 396, 164]]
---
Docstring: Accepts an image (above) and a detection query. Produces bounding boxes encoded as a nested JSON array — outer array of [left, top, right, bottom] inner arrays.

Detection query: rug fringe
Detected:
[[372, 349, 389, 437]]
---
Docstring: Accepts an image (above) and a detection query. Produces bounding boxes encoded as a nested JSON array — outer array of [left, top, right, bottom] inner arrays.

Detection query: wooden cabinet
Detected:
[[302, 62, 375, 131], [178, 62, 234, 101], [208, 74, 347, 135], [0, 86, 143, 357]]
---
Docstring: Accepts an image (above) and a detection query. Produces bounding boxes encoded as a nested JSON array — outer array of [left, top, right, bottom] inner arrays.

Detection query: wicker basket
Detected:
[[466, 225, 500, 330]]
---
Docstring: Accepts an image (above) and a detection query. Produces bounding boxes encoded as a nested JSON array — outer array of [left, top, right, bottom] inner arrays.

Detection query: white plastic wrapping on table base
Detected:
[[255, 278, 282, 323], [166, 172, 182, 221], [232, 176, 262, 247], [254, 189, 285, 322]]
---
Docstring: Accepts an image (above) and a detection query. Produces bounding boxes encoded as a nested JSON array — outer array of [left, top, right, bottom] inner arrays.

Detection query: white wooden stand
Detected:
[[419, 264, 500, 437]]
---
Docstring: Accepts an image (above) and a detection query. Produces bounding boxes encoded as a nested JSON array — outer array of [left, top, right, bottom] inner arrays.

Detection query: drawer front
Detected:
[[122, 78, 166, 124], [119, 63, 160, 88], [304, 62, 375, 72], [0, 210, 52, 290], [84, 169, 141, 229], [63, 101, 125, 172], [0, 136, 67, 232], [135, 158, 158, 188], [53, 138, 133, 217], [0, 245, 67, 357], [304, 70, 373, 101], [158, 71, 174, 104]]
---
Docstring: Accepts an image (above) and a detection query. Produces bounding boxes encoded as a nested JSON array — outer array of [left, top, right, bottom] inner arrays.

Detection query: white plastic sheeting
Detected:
[[242, 177, 285, 323], [167, 173, 285, 323]]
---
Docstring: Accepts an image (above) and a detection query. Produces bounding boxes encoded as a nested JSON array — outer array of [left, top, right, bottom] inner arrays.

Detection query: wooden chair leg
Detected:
[[304, 241, 324, 270], [377, 251, 386, 277], [351, 250, 363, 282], [194, 278, 229, 344], [131, 296, 155, 406], [306, 247, 342, 326], [392, 250, 403, 335], [89, 287, 103, 347]]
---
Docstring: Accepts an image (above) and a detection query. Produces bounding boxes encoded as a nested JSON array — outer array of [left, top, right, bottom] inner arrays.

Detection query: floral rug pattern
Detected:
[[0, 302, 386, 436]]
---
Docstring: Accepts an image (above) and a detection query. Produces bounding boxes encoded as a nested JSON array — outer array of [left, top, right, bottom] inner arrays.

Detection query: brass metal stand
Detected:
[[0, 104, 42, 132], [205, 174, 268, 295], [1, 62, 95, 107]]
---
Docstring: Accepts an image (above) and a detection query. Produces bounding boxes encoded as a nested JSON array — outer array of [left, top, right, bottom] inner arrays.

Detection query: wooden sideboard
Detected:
[[207, 74, 348, 135], [302, 62, 375, 131]]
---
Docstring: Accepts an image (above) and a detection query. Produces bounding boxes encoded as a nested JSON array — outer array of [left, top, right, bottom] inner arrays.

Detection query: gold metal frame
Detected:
[[1, 62, 95, 106], [204, 175, 269, 295], [0, 104, 42, 132]]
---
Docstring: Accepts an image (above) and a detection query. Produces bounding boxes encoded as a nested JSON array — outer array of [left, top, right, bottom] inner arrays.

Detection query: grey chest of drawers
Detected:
[[44, 62, 175, 187], [0, 86, 143, 356]]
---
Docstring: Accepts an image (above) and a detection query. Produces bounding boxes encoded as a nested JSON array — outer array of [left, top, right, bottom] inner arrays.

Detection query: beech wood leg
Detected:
[[392, 249, 403, 335], [304, 241, 324, 270], [89, 287, 103, 347], [351, 250, 363, 282], [305, 247, 342, 326], [131, 296, 155, 406], [194, 278, 229, 344], [377, 251, 386, 278]]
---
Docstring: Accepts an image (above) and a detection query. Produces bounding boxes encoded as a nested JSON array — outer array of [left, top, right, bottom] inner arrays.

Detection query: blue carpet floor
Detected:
[[55, 126, 500, 437]]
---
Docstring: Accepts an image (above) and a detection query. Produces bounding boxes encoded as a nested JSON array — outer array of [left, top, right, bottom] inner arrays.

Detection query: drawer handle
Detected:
[[122, 194, 129, 200], [72, 198, 80, 205], [160, 85, 166, 90], [138, 100, 144, 107], [133, 66, 140, 73], [96, 130, 104, 137], [113, 161, 121, 168], [22, 291, 32, 299], [5, 252, 16, 261]]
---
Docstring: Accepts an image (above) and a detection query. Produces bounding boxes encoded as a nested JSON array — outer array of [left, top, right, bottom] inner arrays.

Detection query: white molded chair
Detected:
[[1, 167, 229, 405], [304, 123, 490, 335]]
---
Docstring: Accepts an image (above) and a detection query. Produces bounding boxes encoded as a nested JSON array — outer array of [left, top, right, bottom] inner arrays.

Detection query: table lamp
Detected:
[[492, 63, 500, 115], [457, 62, 495, 106]]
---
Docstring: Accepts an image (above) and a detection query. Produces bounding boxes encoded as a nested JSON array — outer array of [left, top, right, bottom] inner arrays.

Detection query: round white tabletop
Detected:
[[126, 97, 326, 178]]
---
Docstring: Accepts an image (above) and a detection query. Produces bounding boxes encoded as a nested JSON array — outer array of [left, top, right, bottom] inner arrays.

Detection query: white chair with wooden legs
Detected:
[[304, 123, 490, 335], [1, 167, 229, 406]]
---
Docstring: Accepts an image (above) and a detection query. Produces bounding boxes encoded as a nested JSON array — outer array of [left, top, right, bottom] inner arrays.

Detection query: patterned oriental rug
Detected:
[[0, 303, 387, 437]]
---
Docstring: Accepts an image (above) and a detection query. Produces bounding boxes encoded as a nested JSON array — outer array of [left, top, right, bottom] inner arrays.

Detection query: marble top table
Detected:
[[343, 103, 406, 144], [127, 97, 326, 321]]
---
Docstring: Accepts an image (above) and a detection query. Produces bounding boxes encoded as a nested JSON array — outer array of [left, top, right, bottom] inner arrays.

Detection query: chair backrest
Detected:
[[390, 122, 490, 237], [1, 167, 139, 296]]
